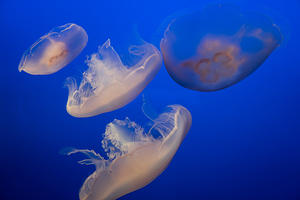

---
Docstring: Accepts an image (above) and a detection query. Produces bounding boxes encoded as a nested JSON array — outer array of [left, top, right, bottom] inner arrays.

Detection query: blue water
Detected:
[[0, 0, 299, 199]]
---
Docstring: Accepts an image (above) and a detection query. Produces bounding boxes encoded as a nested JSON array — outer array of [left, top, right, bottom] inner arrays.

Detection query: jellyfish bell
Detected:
[[160, 4, 282, 91], [18, 23, 88, 75], [66, 38, 162, 118], [64, 104, 192, 200]]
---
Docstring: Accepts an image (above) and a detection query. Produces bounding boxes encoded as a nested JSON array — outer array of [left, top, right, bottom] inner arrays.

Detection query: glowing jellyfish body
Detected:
[[160, 5, 282, 91], [66, 39, 162, 118], [19, 23, 88, 75], [65, 105, 191, 200]]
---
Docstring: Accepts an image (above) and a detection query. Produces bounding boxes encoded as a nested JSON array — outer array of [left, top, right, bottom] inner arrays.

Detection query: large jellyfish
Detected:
[[160, 5, 282, 91], [64, 104, 191, 200], [66, 39, 162, 118], [19, 23, 88, 75]]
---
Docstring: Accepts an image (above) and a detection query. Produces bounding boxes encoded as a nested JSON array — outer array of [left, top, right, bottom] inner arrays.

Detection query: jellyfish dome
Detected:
[[64, 104, 192, 200], [19, 23, 88, 75], [160, 5, 282, 91], [66, 39, 162, 118]]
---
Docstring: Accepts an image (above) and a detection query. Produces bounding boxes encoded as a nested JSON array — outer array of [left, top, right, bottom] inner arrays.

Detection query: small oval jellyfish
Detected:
[[160, 5, 282, 91], [64, 104, 191, 200], [19, 23, 88, 75], [66, 39, 162, 118]]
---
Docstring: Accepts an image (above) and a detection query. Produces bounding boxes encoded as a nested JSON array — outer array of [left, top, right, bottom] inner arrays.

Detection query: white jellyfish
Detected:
[[19, 23, 88, 75], [66, 39, 162, 118], [64, 104, 192, 200]]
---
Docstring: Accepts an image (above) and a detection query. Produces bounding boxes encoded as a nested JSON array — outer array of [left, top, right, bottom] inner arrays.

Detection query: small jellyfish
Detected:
[[19, 23, 88, 75], [160, 5, 282, 91], [64, 104, 192, 200], [66, 39, 162, 118]]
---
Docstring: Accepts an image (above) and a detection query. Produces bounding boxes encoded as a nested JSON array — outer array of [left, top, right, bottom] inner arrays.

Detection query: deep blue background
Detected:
[[0, 0, 299, 199]]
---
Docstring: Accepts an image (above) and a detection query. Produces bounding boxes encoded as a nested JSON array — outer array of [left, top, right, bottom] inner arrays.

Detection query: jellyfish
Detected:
[[64, 104, 192, 200], [160, 5, 282, 91], [18, 23, 88, 75], [66, 39, 162, 118]]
